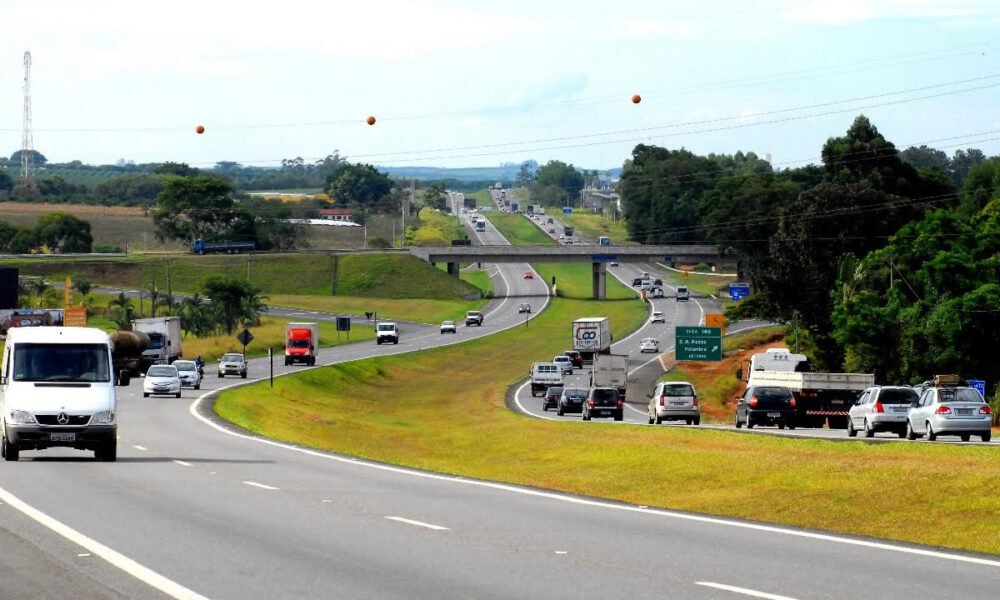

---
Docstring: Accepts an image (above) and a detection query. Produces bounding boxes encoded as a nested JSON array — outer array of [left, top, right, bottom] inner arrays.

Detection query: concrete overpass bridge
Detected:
[[409, 245, 732, 300]]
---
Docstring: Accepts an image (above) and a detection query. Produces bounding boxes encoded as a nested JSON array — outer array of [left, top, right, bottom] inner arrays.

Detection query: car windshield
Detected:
[[147, 366, 177, 377], [938, 388, 984, 403], [754, 387, 792, 400], [546, 387, 563, 396], [174, 361, 196, 372], [663, 384, 695, 397], [13, 343, 111, 383], [878, 388, 918, 404], [564, 388, 588, 398], [222, 354, 243, 362]]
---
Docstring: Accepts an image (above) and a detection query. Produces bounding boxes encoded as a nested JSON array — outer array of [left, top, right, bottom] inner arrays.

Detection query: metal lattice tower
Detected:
[[20, 51, 36, 189]]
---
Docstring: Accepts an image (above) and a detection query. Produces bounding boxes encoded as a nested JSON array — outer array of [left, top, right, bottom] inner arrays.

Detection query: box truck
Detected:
[[285, 322, 319, 366]]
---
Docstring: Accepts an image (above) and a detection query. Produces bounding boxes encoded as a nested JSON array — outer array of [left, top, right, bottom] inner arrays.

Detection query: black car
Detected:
[[631, 277, 643, 287], [735, 386, 797, 429], [563, 350, 583, 369], [583, 387, 623, 421], [558, 387, 589, 416], [653, 278, 663, 286], [542, 386, 563, 411]]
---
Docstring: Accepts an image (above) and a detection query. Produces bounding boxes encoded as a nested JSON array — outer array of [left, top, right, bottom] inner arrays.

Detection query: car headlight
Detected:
[[9, 410, 36, 425], [91, 410, 116, 424]]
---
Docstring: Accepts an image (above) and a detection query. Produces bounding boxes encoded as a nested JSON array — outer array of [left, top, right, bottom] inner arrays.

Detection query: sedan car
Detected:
[[440, 320, 457, 334], [173, 360, 202, 390], [522, 272, 534, 279], [557, 387, 588, 415], [907, 384, 992, 442], [847, 386, 919, 438], [552, 355, 573, 376], [650, 311, 665, 324], [218, 353, 248, 379], [648, 381, 700, 425], [143, 364, 181, 398], [639, 337, 659, 353], [518, 303, 532, 313], [542, 386, 564, 412]]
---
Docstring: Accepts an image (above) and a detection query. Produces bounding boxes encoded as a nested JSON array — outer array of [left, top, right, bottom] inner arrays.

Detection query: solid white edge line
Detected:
[[172, 460, 193, 467], [189, 386, 1000, 568], [243, 481, 279, 491], [384, 516, 450, 531], [0, 487, 211, 600], [513, 380, 559, 421], [132, 445, 147, 451], [695, 581, 799, 600]]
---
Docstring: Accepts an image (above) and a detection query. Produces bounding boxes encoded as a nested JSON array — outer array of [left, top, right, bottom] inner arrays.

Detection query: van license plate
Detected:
[[50, 433, 76, 442], [767, 412, 781, 418]]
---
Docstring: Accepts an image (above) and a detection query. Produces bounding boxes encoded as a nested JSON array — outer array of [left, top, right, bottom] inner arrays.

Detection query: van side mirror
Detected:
[[118, 371, 131, 386]]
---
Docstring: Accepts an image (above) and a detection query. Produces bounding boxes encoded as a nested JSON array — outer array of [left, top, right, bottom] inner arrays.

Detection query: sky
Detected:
[[2, 0, 1000, 171]]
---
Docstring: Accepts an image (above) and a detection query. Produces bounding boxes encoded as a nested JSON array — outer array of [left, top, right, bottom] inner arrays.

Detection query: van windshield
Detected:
[[288, 339, 310, 348], [13, 343, 111, 383]]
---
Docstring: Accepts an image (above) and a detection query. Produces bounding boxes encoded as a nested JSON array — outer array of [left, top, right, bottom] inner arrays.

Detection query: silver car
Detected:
[[847, 386, 918, 438], [907, 385, 992, 442], [143, 365, 181, 398], [218, 353, 248, 379], [173, 360, 202, 390], [647, 381, 700, 425]]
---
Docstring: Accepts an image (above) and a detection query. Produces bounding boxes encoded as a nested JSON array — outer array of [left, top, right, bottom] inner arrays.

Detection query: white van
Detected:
[[1, 327, 127, 462]]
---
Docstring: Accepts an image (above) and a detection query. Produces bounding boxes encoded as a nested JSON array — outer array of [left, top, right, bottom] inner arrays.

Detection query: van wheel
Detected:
[[3, 436, 19, 461], [95, 442, 117, 462]]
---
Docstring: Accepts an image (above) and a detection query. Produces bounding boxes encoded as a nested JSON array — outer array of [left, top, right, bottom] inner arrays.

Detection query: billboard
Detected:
[[0, 309, 66, 337]]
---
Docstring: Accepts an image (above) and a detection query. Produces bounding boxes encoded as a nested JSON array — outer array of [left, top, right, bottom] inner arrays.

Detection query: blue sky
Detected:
[[2, 0, 999, 171]]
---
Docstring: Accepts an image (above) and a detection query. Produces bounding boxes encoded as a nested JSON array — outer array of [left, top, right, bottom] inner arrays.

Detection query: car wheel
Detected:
[[864, 419, 875, 438], [241, 373, 247, 379], [583, 411, 591, 421], [735, 412, 743, 429], [778, 422, 785, 430], [195, 384, 200, 390], [175, 392, 181, 398], [926, 422, 936, 441], [961, 434, 970, 442], [685, 419, 692, 425], [847, 418, 857, 437], [557, 405, 564, 416], [654, 414, 662, 425], [2, 435, 19, 461], [218, 373, 224, 378], [897, 430, 906, 438], [982, 432, 992, 443], [694, 417, 701, 426], [746, 413, 754, 429], [614, 411, 623, 421], [542, 403, 548, 412], [906, 420, 917, 440], [143, 392, 149, 398], [647, 412, 654, 425]]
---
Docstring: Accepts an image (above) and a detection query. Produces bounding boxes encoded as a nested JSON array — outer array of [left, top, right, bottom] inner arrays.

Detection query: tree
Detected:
[[9, 149, 48, 165], [152, 175, 239, 244], [180, 293, 214, 337], [34, 212, 93, 253], [0, 169, 13, 193], [515, 161, 535, 187], [201, 276, 267, 335], [533, 160, 584, 205], [107, 292, 136, 329], [153, 162, 200, 177], [325, 163, 394, 208], [899, 145, 949, 171], [420, 182, 446, 210]]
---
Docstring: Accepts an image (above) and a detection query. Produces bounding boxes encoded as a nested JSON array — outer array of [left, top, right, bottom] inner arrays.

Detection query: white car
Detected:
[[907, 383, 992, 442], [173, 359, 202, 390], [650, 311, 665, 324], [552, 355, 574, 376], [639, 337, 659, 353], [143, 364, 181, 398], [440, 320, 457, 334]]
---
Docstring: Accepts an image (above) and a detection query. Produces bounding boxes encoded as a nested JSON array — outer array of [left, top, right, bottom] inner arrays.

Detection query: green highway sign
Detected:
[[675, 326, 722, 361]]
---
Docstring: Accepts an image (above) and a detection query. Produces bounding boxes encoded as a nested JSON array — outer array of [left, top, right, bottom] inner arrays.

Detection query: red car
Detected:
[[522, 272, 534, 279]]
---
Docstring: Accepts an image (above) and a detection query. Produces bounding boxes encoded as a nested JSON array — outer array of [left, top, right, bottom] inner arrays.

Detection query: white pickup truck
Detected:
[[530, 362, 563, 397]]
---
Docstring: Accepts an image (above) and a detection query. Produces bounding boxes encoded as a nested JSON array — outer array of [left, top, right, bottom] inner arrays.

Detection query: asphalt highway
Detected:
[[2, 200, 998, 598]]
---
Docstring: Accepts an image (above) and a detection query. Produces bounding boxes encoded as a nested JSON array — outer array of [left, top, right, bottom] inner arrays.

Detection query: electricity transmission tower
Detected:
[[20, 50, 37, 190]]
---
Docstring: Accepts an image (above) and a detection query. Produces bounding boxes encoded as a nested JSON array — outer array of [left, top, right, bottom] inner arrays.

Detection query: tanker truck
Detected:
[[109, 329, 150, 378]]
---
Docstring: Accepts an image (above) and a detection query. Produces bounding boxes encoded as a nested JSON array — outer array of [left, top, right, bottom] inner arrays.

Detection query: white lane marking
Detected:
[[385, 516, 450, 531], [132, 445, 147, 451], [77, 553, 92, 558], [243, 481, 279, 491], [554, 550, 568, 555], [192, 390, 1000, 569], [513, 380, 559, 421], [0, 487, 211, 600], [172, 460, 193, 467], [696, 582, 799, 600]]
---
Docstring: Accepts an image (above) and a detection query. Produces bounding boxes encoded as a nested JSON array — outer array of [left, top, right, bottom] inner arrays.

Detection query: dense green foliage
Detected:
[[0, 212, 93, 254]]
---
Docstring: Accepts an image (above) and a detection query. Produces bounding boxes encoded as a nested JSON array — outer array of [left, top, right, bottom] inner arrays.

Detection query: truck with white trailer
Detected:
[[592, 353, 629, 401], [572, 317, 611, 364], [131, 316, 183, 370]]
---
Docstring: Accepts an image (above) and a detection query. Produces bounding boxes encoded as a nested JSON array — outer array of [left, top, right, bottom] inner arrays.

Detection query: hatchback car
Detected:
[[218, 353, 248, 379], [907, 385, 992, 442], [648, 381, 700, 425], [583, 387, 623, 421], [639, 337, 659, 353], [518, 303, 532, 313], [847, 386, 919, 438], [542, 386, 563, 412], [522, 272, 534, 279], [440, 320, 457, 334], [143, 365, 181, 398], [173, 360, 202, 390], [552, 355, 573, 375], [676, 286, 690, 302], [557, 387, 588, 415], [563, 350, 583, 369], [650, 311, 665, 324], [735, 385, 797, 429]]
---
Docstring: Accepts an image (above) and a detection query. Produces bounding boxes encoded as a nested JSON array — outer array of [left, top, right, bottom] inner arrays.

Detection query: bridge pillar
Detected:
[[447, 262, 459, 277], [592, 261, 606, 300]]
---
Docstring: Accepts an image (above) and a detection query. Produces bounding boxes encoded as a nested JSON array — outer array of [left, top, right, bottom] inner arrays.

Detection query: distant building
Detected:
[[318, 208, 355, 223]]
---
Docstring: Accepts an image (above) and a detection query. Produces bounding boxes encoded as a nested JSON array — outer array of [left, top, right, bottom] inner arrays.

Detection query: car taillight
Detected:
[[874, 402, 884, 413], [935, 406, 952, 414], [692, 397, 699, 407], [789, 397, 796, 408], [980, 406, 993, 415], [617, 398, 623, 407], [750, 396, 758, 407], [588, 400, 595, 408], [659, 396, 665, 407]]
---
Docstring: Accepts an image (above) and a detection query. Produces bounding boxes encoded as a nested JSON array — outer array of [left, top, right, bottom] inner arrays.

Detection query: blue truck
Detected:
[[192, 239, 256, 255]]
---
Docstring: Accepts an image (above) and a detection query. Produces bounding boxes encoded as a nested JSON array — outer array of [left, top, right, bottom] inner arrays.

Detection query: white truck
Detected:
[[530, 362, 563, 397], [132, 316, 182, 369], [592, 353, 629, 401], [737, 348, 874, 428], [572, 317, 611, 363]]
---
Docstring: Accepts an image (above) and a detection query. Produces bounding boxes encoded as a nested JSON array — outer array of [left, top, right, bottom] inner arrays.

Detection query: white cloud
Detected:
[[617, 18, 700, 39], [783, 0, 986, 24]]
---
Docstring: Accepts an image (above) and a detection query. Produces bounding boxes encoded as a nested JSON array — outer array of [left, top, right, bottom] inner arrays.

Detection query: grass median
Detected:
[[216, 293, 1000, 555]]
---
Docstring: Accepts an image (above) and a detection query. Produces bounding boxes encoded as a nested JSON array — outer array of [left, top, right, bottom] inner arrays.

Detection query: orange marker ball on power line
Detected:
[[631, 94, 641, 104], [195, 125, 205, 134], [366, 115, 376, 126]]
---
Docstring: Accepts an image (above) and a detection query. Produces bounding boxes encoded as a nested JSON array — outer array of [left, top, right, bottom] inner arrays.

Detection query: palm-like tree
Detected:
[[107, 292, 137, 329]]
